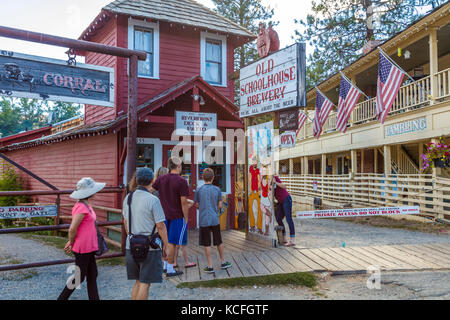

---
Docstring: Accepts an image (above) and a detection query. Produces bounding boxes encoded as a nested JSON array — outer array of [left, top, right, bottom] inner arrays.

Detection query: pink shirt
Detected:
[[71, 202, 98, 254]]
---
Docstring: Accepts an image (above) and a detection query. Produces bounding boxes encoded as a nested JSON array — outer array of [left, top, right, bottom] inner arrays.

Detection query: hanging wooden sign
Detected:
[[0, 50, 114, 107]]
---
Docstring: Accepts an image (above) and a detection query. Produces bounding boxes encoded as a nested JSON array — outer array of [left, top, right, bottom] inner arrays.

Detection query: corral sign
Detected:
[[0, 205, 57, 219], [239, 42, 306, 118], [0, 50, 114, 107]]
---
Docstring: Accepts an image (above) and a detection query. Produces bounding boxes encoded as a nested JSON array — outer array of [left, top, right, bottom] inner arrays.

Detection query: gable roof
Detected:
[[103, 0, 255, 39]]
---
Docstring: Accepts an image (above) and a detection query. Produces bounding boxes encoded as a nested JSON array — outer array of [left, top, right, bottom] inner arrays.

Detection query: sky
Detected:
[[0, 0, 312, 62]]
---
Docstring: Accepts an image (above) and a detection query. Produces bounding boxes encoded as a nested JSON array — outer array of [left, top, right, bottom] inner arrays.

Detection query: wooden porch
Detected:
[[168, 230, 450, 284]]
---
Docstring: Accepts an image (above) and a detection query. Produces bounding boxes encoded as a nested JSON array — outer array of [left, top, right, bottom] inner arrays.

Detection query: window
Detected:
[[128, 19, 159, 79], [201, 32, 227, 86], [107, 212, 122, 243], [136, 144, 154, 170], [205, 39, 222, 84], [134, 27, 154, 77]]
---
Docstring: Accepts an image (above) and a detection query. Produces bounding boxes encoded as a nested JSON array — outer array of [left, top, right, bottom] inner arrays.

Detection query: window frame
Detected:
[[200, 32, 227, 87], [128, 19, 159, 79]]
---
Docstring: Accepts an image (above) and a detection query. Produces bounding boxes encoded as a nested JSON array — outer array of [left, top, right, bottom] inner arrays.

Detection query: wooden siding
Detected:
[[3, 134, 119, 221], [84, 15, 237, 124], [84, 18, 119, 124]]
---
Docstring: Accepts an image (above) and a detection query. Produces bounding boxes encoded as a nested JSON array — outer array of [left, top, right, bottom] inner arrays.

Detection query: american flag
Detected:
[[336, 73, 362, 133], [295, 110, 307, 138], [376, 51, 405, 124], [313, 88, 334, 139]]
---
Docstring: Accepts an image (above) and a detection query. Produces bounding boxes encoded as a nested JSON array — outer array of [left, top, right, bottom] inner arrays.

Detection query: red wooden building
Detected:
[[0, 0, 256, 236]]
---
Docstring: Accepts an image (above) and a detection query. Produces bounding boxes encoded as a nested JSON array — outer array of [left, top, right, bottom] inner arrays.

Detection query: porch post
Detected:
[[431, 138, 444, 219], [374, 148, 378, 173], [304, 156, 309, 175], [384, 145, 392, 206], [351, 149, 357, 205], [429, 27, 438, 105], [289, 158, 294, 175], [126, 55, 139, 184]]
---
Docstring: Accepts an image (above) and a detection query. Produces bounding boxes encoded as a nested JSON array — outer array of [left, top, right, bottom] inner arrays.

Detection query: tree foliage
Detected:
[[0, 98, 82, 137], [294, 0, 447, 90], [211, 0, 278, 70]]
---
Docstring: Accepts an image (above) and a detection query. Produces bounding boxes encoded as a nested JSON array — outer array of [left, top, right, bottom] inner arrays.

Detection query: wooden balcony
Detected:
[[298, 68, 450, 140]]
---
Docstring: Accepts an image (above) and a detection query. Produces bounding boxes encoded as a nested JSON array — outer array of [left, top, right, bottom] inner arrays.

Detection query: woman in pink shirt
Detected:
[[58, 177, 105, 300]]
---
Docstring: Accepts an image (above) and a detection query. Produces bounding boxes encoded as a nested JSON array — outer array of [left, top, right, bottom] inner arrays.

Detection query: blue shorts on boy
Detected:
[[165, 218, 188, 245]]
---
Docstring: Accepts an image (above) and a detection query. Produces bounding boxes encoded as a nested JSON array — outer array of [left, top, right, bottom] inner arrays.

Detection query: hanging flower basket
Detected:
[[421, 137, 450, 170]]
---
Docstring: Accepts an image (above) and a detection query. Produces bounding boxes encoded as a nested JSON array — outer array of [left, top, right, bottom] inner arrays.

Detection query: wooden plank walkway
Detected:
[[168, 230, 450, 284]]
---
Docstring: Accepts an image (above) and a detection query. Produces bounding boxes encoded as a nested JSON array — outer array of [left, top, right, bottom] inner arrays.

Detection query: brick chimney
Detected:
[[362, 40, 382, 55]]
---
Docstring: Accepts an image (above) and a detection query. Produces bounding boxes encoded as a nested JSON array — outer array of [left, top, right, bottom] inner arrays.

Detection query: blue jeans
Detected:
[[275, 195, 295, 238]]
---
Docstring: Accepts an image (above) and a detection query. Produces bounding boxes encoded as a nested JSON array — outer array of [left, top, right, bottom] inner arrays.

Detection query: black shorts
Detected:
[[199, 225, 222, 247]]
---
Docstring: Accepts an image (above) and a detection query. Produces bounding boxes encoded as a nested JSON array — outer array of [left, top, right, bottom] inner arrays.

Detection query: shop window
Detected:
[[107, 212, 122, 243], [201, 32, 227, 86], [136, 144, 154, 170]]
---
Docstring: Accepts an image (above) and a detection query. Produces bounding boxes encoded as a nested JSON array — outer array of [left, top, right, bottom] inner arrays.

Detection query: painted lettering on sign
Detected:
[[385, 117, 426, 137], [0, 205, 57, 219], [175, 111, 217, 137], [239, 43, 306, 118], [296, 206, 419, 219], [0, 51, 114, 107]]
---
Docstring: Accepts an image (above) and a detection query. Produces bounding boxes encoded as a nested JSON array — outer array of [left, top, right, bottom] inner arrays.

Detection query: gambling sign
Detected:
[[239, 43, 306, 118], [0, 50, 114, 107]]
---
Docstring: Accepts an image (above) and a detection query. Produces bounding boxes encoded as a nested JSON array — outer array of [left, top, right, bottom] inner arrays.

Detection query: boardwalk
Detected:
[[168, 230, 450, 284]]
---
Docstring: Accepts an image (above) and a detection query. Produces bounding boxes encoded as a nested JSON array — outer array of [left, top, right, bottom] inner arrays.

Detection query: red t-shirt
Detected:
[[261, 176, 269, 198], [152, 173, 190, 220], [249, 165, 260, 192]]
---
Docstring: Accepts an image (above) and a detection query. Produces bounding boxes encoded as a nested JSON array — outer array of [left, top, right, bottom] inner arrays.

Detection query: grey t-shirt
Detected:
[[122, 189, 166, 250], [194, 184, 222, 227]]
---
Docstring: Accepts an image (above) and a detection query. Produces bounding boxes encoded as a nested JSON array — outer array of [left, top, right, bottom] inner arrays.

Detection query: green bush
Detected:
[[0, 163, 27, 227]]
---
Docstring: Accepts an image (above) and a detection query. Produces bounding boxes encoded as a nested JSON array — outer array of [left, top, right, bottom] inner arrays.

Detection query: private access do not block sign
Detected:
[[239, 43, 306, 118]]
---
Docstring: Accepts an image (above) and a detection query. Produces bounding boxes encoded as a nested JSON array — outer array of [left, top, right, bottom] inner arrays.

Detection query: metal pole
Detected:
[[0, 25, 146, 61], [126, 55, 139, 185]]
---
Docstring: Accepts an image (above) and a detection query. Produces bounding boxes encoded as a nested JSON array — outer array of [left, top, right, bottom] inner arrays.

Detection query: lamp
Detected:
[[192, 94, 206, 106], [404, 50, 411, 59]]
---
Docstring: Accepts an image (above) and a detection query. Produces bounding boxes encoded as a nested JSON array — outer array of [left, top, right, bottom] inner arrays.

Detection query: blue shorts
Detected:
[[165, 218, 188, 246]]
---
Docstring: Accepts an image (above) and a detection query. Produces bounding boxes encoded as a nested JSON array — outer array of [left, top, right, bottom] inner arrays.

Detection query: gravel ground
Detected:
[[0, 219, 449, 300]]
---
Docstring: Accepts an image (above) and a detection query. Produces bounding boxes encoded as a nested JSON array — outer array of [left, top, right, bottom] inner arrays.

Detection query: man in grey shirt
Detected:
[[194, 168, 232, 274], [123, 167, 168, 300]]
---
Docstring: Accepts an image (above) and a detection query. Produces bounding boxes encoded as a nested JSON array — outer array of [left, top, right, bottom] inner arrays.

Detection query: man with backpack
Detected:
[[123, 167, 168, 300]]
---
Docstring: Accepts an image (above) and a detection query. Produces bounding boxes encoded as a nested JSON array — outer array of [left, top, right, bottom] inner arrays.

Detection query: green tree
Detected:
[[211, 0, 278, 70], [294, 0, 447, 90], [0, 98, 82, 137]]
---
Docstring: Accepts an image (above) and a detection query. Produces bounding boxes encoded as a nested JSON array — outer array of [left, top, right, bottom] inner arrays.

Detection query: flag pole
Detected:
[[378, 47, 431, 95], [341, 72, 370, 100]]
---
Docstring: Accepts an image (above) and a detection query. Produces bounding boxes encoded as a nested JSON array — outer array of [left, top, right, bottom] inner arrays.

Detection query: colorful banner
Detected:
[[0, 205, 57, 219], [247, 121, 275, 237], [295, 206, 419, 219]]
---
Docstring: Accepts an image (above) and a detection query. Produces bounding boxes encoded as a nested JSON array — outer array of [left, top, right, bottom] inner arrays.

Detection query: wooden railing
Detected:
[[436, 68, 450, 100], [280, 173, 450, 219], [295, 70, 450, 140]]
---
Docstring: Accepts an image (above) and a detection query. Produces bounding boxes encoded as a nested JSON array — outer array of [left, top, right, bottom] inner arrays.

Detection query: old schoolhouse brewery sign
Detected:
[[0, 50, 114, 107], [239, 43, 306, 118], [175, 111, 217, 136]]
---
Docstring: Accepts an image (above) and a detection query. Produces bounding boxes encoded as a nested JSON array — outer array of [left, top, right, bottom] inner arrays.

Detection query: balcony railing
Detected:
[[297, 68, 450, 140], [280, 173, 450, 219]]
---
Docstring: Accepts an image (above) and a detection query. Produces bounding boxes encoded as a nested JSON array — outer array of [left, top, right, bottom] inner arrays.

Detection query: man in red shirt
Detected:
[[152, 157, 191, 277]]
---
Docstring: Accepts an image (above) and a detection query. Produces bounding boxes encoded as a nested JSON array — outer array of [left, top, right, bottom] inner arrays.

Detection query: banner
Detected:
[[295, 206, 419, 219], [0, 205, 57, 219]]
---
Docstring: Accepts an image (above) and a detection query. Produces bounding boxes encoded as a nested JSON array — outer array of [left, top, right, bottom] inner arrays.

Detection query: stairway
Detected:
[[377, 146, 420, 175]]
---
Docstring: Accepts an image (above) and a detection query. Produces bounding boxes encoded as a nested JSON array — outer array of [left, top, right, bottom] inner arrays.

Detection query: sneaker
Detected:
[[203, 266, 215, 274], [221, 262, 232, 269], [166, 270, 183, 277]]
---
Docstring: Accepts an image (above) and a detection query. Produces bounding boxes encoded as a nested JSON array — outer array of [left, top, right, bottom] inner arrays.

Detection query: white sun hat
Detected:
[[70, 177, 106, 200]]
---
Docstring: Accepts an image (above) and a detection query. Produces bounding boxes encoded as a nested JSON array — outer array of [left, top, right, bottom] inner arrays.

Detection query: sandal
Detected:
[[284, 242, 296, 247], [185, 262, 197, 268]]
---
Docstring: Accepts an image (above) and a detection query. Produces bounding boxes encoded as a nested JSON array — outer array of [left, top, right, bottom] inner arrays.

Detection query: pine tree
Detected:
[[211, 0, 278, 70], [294, 0, 446, 90]]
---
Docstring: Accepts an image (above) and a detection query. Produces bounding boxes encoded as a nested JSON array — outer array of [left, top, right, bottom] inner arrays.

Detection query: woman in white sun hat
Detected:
[[57, 177, 105, 300]]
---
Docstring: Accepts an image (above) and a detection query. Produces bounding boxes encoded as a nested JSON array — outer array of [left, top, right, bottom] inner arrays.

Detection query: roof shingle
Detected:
[[103, 0, 256, 39]]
